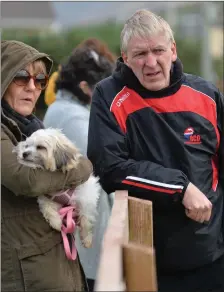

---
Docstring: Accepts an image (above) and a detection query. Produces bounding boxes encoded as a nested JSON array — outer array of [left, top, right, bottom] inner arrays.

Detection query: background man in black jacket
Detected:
[[87, 9, 224, 292]]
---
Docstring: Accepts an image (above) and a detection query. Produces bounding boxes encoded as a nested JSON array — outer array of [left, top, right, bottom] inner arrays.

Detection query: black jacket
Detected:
[[87, 57, 224, 272]]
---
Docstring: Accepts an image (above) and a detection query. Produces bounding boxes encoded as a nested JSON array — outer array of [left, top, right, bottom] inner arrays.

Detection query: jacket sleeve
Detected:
[[1, 129, 93, 197], [87, 85, 190, 205], [216, 89, 224, 189]]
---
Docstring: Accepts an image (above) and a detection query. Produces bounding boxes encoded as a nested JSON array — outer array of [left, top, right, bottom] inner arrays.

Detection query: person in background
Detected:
[[44, 38, 116, 107], [76, 37, 117, 65], [1, 40, 93, 291], [87, 9, 224, 292], [43, 40, 115, 291]]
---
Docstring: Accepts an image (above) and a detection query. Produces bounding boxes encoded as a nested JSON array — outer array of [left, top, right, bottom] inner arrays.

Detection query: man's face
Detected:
[[122, 34, 177, 91]]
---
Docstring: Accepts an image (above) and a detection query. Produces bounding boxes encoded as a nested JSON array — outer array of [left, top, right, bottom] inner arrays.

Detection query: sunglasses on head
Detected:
[[13, 69, 49, 90]]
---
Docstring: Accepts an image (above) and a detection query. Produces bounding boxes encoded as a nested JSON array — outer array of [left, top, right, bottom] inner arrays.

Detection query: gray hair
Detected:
[[120, 9, 175, 53]]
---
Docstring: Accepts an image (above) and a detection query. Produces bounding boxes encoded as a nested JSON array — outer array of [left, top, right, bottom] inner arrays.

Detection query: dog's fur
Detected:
[[14, 128, 101, 248]]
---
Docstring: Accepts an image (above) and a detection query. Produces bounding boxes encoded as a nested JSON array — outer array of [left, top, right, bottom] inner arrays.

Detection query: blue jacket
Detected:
[[44, 89, 90, 156], [44, 89, 112, 280]]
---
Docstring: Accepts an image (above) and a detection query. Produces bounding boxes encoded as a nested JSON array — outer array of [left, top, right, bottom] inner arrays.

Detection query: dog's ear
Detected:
[[12, 142, 24, 156], [54, 143, 78, 170]]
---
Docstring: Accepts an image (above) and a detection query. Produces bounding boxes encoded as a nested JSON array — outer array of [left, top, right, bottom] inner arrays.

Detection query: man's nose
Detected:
[[146, 53, 157, 67], [23, 151, 31, 159]]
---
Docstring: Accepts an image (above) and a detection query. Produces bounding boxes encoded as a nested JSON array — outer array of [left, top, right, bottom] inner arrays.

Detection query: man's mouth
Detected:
[[146, 71, 161, 77]]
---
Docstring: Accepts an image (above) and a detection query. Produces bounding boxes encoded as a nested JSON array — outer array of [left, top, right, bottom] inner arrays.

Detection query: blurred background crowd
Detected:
[[1, 1, 223, 119]]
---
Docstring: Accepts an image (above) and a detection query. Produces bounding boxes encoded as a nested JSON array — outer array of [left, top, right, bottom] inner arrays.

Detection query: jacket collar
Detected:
[[112, 57, 185, 98]]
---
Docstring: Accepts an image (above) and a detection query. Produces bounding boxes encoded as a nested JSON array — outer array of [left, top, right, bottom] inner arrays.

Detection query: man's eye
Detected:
[[37, 145, 46, 150], [133, 52, 145, 58], [154, 49, 164, 53]]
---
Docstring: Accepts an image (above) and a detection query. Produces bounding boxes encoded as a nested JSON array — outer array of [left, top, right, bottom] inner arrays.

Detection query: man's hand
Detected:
[[182, 182, 212, 223]]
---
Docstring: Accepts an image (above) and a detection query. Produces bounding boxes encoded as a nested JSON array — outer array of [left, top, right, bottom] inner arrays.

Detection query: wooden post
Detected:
[[95, 191, 157, 291], [128, 196, 153, 247], [123, 243, 157, 291], [123, 196, 157, 292]]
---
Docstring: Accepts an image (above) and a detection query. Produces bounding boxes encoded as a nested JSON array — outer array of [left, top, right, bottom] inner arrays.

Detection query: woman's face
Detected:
[[3, 61, 47, 116]]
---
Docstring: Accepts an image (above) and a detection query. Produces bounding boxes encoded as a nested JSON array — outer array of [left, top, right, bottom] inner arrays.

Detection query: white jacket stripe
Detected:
[[126, 176, 184, 189]]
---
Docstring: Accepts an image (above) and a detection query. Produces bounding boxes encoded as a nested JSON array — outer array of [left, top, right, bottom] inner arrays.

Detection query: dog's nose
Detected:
[[23, 151, 31, 159]]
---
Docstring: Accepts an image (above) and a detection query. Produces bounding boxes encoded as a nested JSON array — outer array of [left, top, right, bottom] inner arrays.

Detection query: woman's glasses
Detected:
[[13, 69, 49, 90]]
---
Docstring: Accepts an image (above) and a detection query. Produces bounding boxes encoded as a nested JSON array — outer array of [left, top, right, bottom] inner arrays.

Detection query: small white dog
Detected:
[[13, 128, 101, 248]]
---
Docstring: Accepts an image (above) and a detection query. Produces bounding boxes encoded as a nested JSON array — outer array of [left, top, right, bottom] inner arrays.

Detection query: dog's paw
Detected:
[[81, 233, 93, 248], [48, 215, 62, 231], [79, 216, 93, 248]]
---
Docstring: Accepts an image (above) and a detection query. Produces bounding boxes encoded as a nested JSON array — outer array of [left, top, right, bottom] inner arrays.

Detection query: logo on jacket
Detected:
[[184, 127, 201, 144], [116, 92, 130, 107]]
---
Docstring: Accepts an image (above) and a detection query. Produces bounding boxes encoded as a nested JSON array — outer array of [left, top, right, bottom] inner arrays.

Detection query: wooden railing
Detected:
[[95, 190, 157, 291]]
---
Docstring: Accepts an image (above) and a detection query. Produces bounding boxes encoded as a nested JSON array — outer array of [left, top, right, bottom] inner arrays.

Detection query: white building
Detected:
[[1, 1, 60, 31]]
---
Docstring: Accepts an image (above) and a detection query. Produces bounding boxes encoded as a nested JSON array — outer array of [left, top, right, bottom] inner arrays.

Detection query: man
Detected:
[[87, 9, 224, 292]]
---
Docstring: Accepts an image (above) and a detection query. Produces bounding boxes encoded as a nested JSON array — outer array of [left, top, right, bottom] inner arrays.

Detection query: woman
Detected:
[[44, 42, 115, 155], [43, 41, 115, 290], [1, 40, 93, 292]]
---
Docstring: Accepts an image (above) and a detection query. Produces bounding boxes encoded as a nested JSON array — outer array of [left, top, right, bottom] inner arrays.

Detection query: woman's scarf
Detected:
[[1, 99, 44, 140]]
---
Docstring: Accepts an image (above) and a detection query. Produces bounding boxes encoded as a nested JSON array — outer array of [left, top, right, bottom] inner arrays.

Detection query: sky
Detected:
[[52, 1, 169, 27]]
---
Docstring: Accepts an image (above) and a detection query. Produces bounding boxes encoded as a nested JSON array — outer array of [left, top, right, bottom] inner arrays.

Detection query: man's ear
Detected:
[[79, 81, 92, 97], [171, 41, 177, 62], [122, 51, 129, 66]]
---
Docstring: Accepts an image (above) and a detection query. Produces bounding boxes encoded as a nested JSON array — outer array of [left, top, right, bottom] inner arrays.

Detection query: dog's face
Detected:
[[14, 128, 81, 171]]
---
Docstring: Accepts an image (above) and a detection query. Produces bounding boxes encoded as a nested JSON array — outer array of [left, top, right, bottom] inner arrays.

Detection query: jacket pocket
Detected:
[[16, 232, 84, 292]]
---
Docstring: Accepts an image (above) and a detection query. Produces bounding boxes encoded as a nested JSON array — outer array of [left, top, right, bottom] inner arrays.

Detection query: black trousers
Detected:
[[87, 278, 95, 291], [158, 255, 224, 292]]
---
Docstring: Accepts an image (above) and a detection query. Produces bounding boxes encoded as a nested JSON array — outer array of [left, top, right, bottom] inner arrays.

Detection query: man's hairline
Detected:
[[121, 35, 175, 55]]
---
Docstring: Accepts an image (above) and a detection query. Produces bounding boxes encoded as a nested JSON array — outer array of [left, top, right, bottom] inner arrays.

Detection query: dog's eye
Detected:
[[37, 145, 46, 150]]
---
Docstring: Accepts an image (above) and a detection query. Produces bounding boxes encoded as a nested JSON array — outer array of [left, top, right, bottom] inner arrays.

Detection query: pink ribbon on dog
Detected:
[[59, 206, 77, 261]]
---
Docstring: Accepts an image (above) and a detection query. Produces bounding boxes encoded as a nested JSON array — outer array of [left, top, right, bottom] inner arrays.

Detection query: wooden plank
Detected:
[[95, 191, 157, 291], [128, 196, 153, 247], [94, 191, 129, 291], [123, 242, 157, 292]]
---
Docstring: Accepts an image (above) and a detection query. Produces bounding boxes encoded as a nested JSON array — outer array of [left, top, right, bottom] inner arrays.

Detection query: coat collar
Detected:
[[112, 57, 185, 98]]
